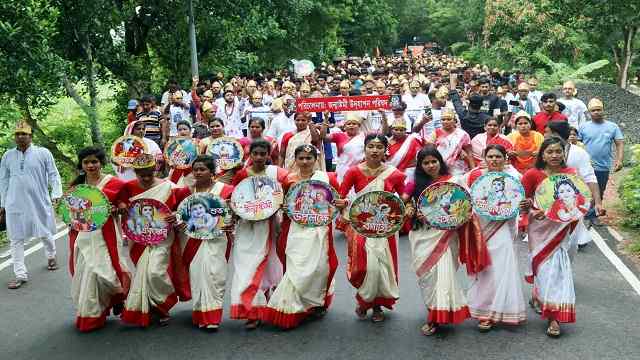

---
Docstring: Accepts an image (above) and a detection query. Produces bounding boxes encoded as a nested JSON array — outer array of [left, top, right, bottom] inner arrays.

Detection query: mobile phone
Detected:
[[424, 108, 432, 117], [509, 100, 519, 106]]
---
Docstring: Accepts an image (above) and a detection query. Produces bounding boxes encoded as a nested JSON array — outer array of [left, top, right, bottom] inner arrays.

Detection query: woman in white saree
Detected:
[[262, 145, 342, 329], [462, 144, 526, 332], [520, 137, 600, 337], [402, 145, 477, 336]]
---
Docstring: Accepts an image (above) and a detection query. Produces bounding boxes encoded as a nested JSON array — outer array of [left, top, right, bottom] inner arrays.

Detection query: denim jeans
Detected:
[[585, 170, 610, 220]]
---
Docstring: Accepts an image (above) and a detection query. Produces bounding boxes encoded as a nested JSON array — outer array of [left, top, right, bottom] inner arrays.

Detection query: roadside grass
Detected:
[[610, 165, 640, 261]]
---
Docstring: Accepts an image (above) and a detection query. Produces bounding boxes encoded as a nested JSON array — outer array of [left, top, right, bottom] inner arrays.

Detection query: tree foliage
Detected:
[[0, 0, 637, 180]]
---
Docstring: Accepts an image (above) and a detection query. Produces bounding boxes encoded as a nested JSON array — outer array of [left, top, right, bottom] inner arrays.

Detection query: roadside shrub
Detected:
[[619, 145, 640, 228]]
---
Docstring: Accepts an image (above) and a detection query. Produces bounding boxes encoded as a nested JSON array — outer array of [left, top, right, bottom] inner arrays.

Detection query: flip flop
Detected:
[[546, 321, 561, 337], [7, 279, 27, 289], [478, 320, 493, 332], [421, 323, 437, 336], [112, 303, 124, 316], [47, 258, 59, 271], [244, 320, 259, 330], [159, 316, 170, 327], [355, 307, 367, 320], [371, 310, 385, 323]]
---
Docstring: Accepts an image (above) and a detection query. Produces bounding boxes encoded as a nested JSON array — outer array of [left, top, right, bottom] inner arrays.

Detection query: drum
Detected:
[[123, 198, 172, 245], [177, 193, 231, 239], [230, 175, 284, 221], [348, 191, 405, 238], [59, 185, 110, 232], [165, 137, 198, 169], [418, 181, 472, 229], [534, 174, 591, 223], [470, 171, 524, 221], [111, 135, 148, 168], [285, 180, 338, 227], [206, 137, 244, 170]]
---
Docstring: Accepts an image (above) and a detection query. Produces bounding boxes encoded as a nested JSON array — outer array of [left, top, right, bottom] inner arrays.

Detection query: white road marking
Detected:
[[0, 228, 69, 271], [590, 228, 640, 296], [607, 226, 625, 243], [0, 224, 66, 259]]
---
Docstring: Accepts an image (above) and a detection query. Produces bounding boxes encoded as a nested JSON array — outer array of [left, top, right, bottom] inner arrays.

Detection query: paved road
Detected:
[[1, 227, 639, 360]]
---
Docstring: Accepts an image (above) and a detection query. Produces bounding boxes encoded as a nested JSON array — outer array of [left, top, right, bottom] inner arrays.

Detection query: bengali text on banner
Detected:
[[295, 95, 392, 113]]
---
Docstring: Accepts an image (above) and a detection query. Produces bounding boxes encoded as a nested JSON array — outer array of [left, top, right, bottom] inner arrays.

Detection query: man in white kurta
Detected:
[[0, 121, 62, 288]]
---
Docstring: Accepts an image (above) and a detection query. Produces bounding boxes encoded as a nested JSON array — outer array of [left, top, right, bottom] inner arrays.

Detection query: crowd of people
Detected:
[[0, 52, 625, 339]]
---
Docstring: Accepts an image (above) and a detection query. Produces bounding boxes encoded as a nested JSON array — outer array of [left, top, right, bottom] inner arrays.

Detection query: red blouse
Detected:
[[231, 166, 289, 186], [339, 165, 406, 197]]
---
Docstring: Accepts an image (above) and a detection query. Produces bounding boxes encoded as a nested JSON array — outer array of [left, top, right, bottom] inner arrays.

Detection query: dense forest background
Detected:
[[0, 0, 638, 179]]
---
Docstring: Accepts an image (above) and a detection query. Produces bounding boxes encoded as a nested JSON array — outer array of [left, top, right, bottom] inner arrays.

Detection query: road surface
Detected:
[[1, 227, 639, 360]]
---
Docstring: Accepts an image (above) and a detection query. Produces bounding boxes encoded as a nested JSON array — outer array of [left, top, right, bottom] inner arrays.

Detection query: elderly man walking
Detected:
[[0, 121, 62, 289]]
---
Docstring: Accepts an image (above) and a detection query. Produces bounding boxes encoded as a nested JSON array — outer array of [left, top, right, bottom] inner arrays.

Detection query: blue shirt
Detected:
[[578, 120, 623, 171]]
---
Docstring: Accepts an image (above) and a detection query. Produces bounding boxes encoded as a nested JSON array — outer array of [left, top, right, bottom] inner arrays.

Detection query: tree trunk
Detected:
[[64, 33, 103, 147], [17, 102, 75, 167], [62, 74, 102, 147], [84, 38, 103, 147], [617, 26, 638, 89]]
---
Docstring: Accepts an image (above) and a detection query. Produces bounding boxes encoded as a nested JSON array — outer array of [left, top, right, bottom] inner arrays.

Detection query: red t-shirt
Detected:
[[532, 111, 567, 133]]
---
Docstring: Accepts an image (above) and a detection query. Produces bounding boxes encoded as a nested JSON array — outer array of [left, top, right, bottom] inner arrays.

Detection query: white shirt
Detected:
[[504, 92, 518, 112], [215, 98, 243, 138], [529, 90, 543, 106], [160, 90, 189, 107], [168, 105, 191, 136], [566, 144, 597, 184], [402, 93, 432, 130], [402, 92, 431, 111], [559, 97, 588, 128], [266, 111, 296, 143], [0, 145, 62, 239]]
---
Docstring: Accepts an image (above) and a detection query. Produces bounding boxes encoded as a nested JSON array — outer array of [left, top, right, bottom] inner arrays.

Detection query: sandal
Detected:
[[529, 299, 542, 315], [313, 307, 327, 318], [159, 316, 170, 327], [112, 303, 124, 316], [420, 323, 437, 336], [245, 320, 259, 330], [546, 320, 561, 337], [355, 306, 367, 320], [7, 279, 27, 289], [478, 320, 493, 332], [371, 309, 385, 323], [47, 258, 59, 271]]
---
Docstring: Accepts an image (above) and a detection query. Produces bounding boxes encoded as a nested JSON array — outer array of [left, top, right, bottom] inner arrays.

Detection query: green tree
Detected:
[[339, 0, 398, 55], [558, 0, 639, 88], [0, 0, 75, 166]]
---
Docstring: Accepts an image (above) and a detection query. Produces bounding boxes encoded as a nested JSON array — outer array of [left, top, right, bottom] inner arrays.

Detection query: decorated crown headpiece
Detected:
[[131, 153, 156, 169]]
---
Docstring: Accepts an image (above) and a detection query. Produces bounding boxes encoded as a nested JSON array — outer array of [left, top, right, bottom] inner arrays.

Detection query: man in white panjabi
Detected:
[[0, 121, 63, 289]]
